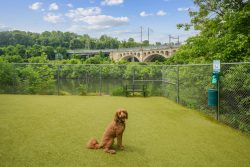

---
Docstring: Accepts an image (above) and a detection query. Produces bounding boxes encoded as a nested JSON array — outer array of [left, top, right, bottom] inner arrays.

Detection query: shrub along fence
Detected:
[[0, 62, 249, 133]]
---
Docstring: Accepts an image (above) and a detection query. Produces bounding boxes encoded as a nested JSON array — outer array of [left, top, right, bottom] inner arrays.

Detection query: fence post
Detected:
[[12, 63, 15, 94], [57, 65, 60, 96], [99, 66, 102, 96], [176, 65, 180, 103], [161, 65, 165, 96], [216, 77, 220, 120], [133, 67, 135, 84]]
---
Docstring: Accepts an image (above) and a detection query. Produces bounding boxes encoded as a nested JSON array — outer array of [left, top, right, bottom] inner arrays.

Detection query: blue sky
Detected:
[[0, 0, 198, 43]]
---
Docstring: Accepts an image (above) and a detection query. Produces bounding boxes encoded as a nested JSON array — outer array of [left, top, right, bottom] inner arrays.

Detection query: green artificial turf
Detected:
[[0, 95, 249, 167]]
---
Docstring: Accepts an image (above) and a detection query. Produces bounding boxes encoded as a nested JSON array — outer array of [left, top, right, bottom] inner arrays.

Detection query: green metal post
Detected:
[[216, 78, 220, 120]]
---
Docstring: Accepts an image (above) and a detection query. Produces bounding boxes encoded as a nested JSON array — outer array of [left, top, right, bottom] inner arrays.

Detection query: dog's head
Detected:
[[115, 109, 128, 123]]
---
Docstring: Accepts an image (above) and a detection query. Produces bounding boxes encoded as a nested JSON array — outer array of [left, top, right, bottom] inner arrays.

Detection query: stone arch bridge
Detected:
[[68, 45, 178, 62]]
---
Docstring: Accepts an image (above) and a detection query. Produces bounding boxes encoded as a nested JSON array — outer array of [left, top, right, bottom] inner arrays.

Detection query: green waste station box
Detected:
[[208, 89, 218, 107]]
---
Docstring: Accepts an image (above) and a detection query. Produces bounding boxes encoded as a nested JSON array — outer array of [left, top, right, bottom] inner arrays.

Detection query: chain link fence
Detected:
[[0, 63, 163, 96], [162, 63, 250, 133], [219, 63, 250, 133], [0, 62, 249, 133]]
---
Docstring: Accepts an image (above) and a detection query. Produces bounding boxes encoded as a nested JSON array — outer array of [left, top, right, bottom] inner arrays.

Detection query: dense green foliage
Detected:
[[0, 63, 55, 94], [0, 31, 145, 49], [0, 31, 153, 62], [0, 63, 163, 95], [163, 0, 250, 132], [169, 0, 250, 64]]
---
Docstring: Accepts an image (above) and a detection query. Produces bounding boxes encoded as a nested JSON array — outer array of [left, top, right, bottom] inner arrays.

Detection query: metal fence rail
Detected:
[[0, 62, 249, 133]]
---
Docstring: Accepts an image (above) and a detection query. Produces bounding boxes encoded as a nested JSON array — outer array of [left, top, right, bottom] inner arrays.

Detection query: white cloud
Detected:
[[66, 7, 128, 30], [177, 7, 190, 12], [82, 15, 128, 25], [156, 10, 166, 16], [112, 30, 133, 35], [49, 3, 59, 11], [140, 11, 153, 17], [43, 13, 63, 23], [101, 0, 124, 6], [68, 15, 129, 31], [67, 3, 73, 8], [65, 7, 102, 21], [0, 24, 13, 31], [29, 2, 43, 10], [81, 15, 128, 28]]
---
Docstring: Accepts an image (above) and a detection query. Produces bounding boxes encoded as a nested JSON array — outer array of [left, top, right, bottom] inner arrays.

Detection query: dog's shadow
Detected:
[[113, 145, 145, 154]]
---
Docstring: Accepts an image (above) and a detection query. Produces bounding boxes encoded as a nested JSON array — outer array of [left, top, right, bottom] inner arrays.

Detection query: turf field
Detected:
[[0, 95, 249, 167]]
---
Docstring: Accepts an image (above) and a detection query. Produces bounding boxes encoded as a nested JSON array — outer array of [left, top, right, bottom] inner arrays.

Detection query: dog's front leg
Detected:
[[117, 134, 124, 150], [104, 139, 116, 154]]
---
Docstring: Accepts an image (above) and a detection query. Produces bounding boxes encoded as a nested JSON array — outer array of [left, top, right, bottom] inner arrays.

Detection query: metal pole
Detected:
[[99, 66, 102, 96], [140, 26, 143, 49], [12, 63, 15, 94], [133, 68, 135, 84], [216, 78, 220, 120], [161, 65, 165, 96], [140, 26, 143, 44], [176, 65, 180, 103], [57, 65, 60, 96], [148, 27, 149, 43]]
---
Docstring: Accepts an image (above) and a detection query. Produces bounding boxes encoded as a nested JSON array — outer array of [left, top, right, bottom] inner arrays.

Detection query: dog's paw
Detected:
[[118, 145, 125, 150], [109, 150, 116, 154], [105, 149, 116, 154]]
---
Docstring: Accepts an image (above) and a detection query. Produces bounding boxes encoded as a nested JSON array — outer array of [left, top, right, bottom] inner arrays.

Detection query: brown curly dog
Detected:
[[86, 109, 128, 154]]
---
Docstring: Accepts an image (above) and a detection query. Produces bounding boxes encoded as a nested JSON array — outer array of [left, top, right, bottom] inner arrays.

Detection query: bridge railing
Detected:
[[67, 44, 181, 54]]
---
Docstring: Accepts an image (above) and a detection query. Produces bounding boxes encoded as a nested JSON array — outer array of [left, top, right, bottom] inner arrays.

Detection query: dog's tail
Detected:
[[86, 138, 102, 149]]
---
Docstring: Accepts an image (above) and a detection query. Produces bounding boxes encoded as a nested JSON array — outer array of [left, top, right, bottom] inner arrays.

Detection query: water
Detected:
[[58, 78, 163, 96]]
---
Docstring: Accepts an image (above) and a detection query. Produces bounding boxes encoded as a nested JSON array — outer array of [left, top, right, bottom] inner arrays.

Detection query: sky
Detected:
[[0, 0, 198, 43]]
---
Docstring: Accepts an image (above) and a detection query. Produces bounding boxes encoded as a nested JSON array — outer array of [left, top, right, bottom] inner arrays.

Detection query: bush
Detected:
[[20, 65, 55, 94], [59, 91, 71, 96], [78, 84, 87, 96], [111, 87, 125, 96]]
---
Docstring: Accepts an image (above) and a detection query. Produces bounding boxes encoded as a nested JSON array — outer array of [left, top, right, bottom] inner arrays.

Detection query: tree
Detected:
[[119, 38, 139, 48], [26, 45, 42, 58], [142, 40, 149, 47], [155, 42, 162, 46], [42, 46, 55, 60], [172, 0, 250, 64], [69, 39, 83, 49]]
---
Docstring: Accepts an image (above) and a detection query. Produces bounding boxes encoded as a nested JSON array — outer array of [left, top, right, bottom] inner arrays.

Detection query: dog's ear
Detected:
[[114, 109, 120, 121], [124, 110, 128, 119]]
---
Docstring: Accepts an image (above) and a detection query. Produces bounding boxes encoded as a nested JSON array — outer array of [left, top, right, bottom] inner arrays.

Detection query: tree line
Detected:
[[0, 31, 162, 62], [0, 31, 152, 49]]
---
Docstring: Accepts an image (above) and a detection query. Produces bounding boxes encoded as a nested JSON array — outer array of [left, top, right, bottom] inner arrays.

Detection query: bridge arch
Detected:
[[143, 54, 167, 62], [120, 55, 140, 62]]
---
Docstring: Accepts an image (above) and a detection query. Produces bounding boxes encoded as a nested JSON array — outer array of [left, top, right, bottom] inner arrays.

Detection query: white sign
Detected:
[[213, 60, 220, 72]]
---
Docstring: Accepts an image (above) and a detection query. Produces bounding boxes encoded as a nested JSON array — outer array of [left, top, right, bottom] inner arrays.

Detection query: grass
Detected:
[[0, 95, 249, 167]]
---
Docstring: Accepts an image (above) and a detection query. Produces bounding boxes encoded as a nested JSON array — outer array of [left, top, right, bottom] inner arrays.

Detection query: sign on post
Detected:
[[212, 60, 220, 84], [213, 60, 220, 73]]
